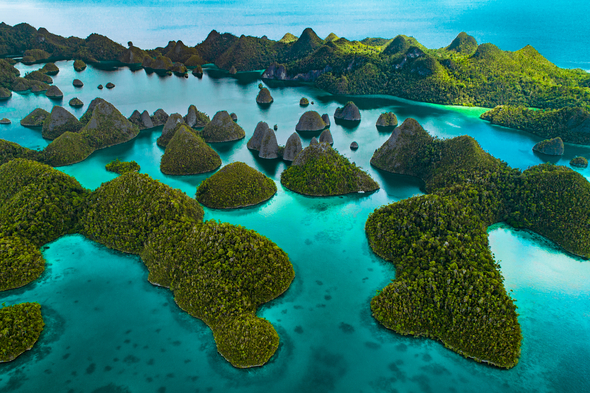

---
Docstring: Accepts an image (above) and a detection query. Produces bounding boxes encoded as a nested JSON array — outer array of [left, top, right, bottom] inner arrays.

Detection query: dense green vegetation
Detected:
[[39, 62, 59, 75], [21, 108, 49, 127], [2, 23, 589, 111], [0, 59, 19, 90], [0, 159, 87, 247], [0, 150, 293, 367], [367, 194, 521, 368], [367, 117, 590, 367], [281, 143, 379, 196], [81, 172, 203, 254], [105, 158, 140, 174], [42, 106, 83, 140], [42, 132, 94, 166], [196, 162, 276, 209], [73, 59, 86, 71], [0, 139, 38, 165], [532, 137, 564, 156], [0, 236, 45, 291], [160, 125, 221, 175], [0, 87, 11, 100], [0, 303, 44, 362], [200, 111, 245, 143], [141, 220, 294, 367], [41, 100, 139, 166], [256, 87, 273, 104], [509, 164, 590, 257], [570, 156, 588, 168], [481, 106, 590, 144], [214, 314, 280, 368], [376, 112, 398, 128]]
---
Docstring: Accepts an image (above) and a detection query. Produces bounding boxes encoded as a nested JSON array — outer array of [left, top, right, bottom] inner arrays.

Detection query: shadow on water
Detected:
[[532, 150, 561, 164], [334, 118, 361, 130], [248, 150, 286, 177], [205, 69, 262, 86], [376, 125, 396, 133], [257, 102, 272, 111], [373, 168, 426, 198], [210, 139, 243, 155], [261, 80, 314, 90], [296, 130, 324, 143]]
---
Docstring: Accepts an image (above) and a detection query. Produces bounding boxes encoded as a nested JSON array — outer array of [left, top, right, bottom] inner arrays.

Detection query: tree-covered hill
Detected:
[[2, 23, 589, 111]]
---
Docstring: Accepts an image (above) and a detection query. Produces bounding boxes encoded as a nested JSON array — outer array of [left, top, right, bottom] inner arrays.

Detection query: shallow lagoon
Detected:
[[0, 62, 589, 392]]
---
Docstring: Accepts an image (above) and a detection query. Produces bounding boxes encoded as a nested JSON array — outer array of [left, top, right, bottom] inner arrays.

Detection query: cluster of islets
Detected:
[[3, 86, 590, 369], [3, 72, 590, 374]]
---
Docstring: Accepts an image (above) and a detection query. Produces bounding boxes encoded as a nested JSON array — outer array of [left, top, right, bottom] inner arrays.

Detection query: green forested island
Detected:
[[281, 142, 379, 196], [0, 158, 294, 368], [160, 124, 222, 175], [481, 105, 590, 144], [367, 117, 590, 368], [0, 302, 44, 362], [196, 162, 277, 209], [105, 158, 140, 174], [1, 23, 589, 113]]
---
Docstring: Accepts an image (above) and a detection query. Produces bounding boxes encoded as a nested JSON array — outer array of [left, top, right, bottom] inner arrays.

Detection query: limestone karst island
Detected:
[[0, 2, 589, 391]]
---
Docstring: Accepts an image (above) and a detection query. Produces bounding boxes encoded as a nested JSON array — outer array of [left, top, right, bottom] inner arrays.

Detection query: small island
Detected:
[[196, 162, 277, 209], [105, 158, 140, 174], [532, 137, 564, 156], [21, 108, 49, 127], [281, 142, 379, 196], [256, 87, 273, 105], [200, 111, 245, 142], [376, 112, 398, 130], [570, 156, 588, 168], [0, 303, 44, 363], [73, 59, 86, 72], [160, 124, 221, 175], [334, 101, 361, 122], [295, 111, 327, 132]]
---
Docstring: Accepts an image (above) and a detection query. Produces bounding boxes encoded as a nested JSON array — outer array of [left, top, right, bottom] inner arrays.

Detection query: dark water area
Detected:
[[0, 43, 589, 393]]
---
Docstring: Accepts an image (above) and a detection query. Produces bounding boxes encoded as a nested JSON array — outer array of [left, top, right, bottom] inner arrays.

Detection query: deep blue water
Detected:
[[2, 0, 590, 70]]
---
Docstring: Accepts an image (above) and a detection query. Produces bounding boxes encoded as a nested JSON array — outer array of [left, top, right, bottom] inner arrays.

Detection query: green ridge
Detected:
[[196, 162, 276, 209], [160, 125, 221, 175], [0, 139, 38, 165], [367, 118, 590, 368], [141, 220, 294, 368], [0, 236, 45, 291], [281, 143, 379, 196], [42, 132, 94, 166], [0, 159, 87, 247], [0, 303, 44, 362], [105, 158, 140, 174], [80, 172, 204, 254], [481, 105, 590, 144]]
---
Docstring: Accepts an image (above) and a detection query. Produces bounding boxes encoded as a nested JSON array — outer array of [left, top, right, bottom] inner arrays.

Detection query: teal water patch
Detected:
[[1, 61, 589, 392], [2, 0, 590, 69]]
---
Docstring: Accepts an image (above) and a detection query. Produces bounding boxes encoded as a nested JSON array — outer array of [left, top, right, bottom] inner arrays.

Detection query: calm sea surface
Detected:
[[2, 0, 590, 70], [1, 2, 590, 391]]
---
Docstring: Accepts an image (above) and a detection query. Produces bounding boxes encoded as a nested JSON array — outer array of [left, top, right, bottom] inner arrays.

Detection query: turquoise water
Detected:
[[0, 62, 589, 392], [2, 0, 590, 70]]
